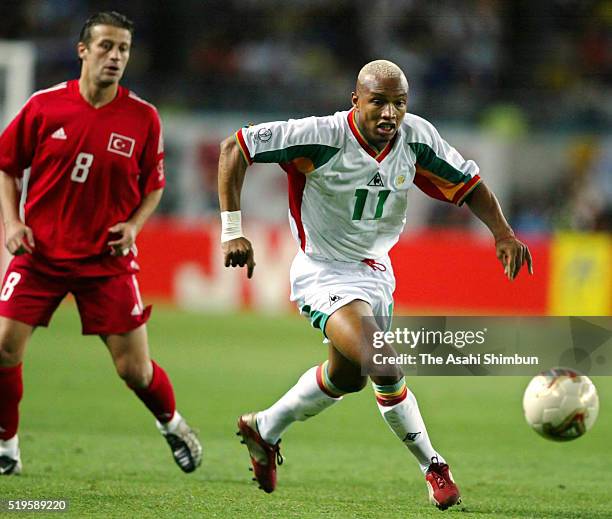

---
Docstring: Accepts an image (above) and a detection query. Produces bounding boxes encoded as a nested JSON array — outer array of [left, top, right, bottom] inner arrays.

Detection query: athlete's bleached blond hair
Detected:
[[356, 60, 408, 92]]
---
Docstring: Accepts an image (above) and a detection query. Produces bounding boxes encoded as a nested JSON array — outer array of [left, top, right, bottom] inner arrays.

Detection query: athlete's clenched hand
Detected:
[[107, 221, 137, 256], [5, 220, 35, 255], [223, 237, 255, 278]]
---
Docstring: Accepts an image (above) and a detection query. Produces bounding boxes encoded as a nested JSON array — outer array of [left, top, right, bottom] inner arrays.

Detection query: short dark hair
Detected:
[[79, 11, 134, 46]]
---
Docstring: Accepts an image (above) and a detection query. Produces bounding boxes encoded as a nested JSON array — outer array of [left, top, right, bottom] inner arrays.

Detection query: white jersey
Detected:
[[236, 109, 481, 262]]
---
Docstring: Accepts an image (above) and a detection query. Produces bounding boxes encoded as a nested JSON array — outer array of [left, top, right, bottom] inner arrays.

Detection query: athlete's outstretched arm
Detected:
[[0, 169, 34, 255], [465, 181, 533, 281], [218, 136, 255, 278], [107, 187, 164, 256]]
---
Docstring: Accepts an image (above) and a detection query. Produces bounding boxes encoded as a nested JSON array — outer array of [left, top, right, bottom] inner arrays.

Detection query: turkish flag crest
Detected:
[[107, 132, 136, 158]]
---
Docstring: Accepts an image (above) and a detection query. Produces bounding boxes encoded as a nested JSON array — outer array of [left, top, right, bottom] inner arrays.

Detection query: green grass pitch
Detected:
[[1, 304, 610, 518]]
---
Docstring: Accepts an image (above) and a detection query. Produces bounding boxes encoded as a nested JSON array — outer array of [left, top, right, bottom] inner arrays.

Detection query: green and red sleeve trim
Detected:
[[409, 141, 481, 206], [414, 171, 481, 206], [452, 175, 482, 205]]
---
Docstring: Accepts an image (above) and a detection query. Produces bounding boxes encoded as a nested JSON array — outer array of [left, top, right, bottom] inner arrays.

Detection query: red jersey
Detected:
[[0, 80, 165, 275]]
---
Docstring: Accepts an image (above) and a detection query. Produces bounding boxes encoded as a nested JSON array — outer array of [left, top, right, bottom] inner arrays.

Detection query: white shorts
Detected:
[[289, 250, 395, 338]]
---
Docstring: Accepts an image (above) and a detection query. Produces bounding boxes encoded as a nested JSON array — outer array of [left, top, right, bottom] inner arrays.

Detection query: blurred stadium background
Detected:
[[1, 3, 611, 517], [0, 0, 610, 315]]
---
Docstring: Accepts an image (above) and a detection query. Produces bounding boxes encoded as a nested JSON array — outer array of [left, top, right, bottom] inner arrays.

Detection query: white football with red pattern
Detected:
[[523, 368, 599, 441]]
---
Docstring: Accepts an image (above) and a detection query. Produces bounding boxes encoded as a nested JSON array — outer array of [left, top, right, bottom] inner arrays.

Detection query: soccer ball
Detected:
[[522, 368, 599, 441]]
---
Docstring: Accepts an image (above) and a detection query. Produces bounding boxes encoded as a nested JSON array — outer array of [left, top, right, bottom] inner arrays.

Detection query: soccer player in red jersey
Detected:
[[0, 11, 202, 475]]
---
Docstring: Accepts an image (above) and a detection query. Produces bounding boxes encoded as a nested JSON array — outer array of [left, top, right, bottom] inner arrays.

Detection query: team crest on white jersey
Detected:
[[51, 127, 67, 140], [107, 132, 135, 158], [256, 127, 272, 142], [367, 172, 385, 187]]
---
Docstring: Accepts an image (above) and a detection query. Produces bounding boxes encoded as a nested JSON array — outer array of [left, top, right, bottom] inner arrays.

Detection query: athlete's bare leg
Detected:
[[326, 299, 459, 511], [0, 317, 33, 367], [102, 324, 152, 389], [253, 299, 401, 450], [101, 324, 174, 422], [325, 299, 402, 389], [101, 324, 202, 473], [250, 299, 449, 492]]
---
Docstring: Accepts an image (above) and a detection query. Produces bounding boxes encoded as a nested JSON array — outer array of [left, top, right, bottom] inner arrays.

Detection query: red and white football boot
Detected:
[[237, 413, 283, 493], [425, 456, 461, 510]]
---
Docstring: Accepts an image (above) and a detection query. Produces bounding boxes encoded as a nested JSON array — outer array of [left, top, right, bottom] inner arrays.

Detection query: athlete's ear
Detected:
[[351, 92, 358, 109], [77, 42, 87, 60]]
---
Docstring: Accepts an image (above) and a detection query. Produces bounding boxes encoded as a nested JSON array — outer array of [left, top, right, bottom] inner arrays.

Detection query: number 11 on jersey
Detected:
[[352, 188, 391, 220]]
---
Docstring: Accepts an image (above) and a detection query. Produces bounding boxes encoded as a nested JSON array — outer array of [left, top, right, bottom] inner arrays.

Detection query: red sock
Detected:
[[130, 361, 176, 423], [0, 363, 23, 440]]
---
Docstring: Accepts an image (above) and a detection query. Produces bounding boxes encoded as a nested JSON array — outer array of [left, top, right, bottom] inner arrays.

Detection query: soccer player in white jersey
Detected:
[[218, 60, 532, 510]]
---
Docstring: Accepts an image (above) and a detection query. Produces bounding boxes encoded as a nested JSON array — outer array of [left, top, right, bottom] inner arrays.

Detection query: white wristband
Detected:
[[220, 210, 244, 243]]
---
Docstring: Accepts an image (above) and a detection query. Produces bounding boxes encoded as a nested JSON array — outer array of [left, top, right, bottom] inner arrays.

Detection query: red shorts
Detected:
[[0, 256, 151, 335]]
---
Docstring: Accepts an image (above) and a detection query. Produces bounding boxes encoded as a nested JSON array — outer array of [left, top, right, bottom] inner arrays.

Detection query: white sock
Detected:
[[156, 410, 182, 434], [257, 364, 342, 444], [373, 380, 444, 473], [0, 435, 19, 459]]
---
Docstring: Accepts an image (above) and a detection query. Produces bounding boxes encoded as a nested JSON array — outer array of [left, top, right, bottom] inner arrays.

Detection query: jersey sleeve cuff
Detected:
[[142, 183, 165, 196], [0, 162, 23, 178], [235, 128, 253, 165], [453, 175, 482, 206]]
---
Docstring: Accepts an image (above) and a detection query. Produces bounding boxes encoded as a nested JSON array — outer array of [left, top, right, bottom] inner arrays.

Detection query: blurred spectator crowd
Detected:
[[509, 137, 612, 234], [0, 0, 610, 231], [1, 0, 609, 129]]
